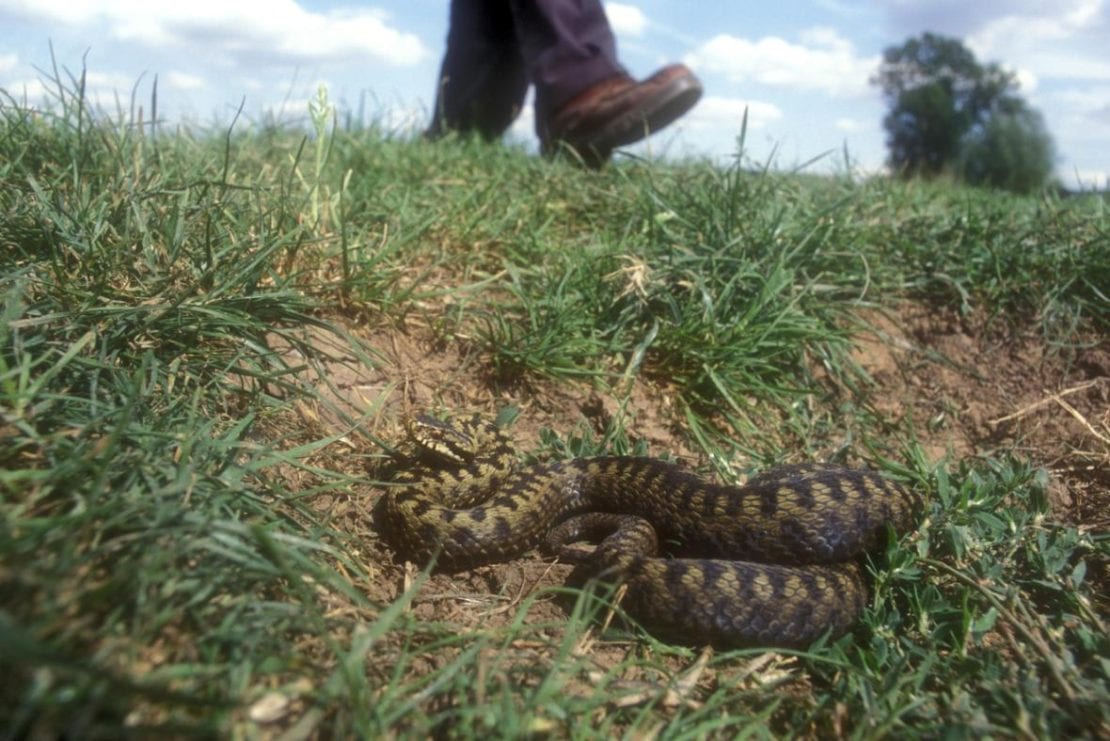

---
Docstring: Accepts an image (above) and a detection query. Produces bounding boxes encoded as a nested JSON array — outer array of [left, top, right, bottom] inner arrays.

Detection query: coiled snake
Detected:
[[382, 414, 918, 647]]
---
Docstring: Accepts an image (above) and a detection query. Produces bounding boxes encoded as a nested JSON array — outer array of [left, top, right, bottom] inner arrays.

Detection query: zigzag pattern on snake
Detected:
[[381, 413, 918, 647]]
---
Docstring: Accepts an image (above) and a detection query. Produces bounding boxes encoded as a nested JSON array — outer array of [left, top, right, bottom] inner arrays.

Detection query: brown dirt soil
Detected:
[[849, 303, 1108, 524], [259, 299, 1107, 715]]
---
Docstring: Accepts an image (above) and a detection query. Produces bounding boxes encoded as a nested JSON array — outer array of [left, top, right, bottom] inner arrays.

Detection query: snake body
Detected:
[[383, 414, 918, 647]]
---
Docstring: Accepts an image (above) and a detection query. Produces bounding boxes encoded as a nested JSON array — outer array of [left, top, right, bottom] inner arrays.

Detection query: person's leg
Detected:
[[510, 0, 703, 167], [426, 0, 530, 140], [509, 0, 625, 127]]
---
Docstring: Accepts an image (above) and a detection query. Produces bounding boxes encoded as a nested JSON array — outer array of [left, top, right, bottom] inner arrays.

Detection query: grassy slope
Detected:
[[1, 81, 1107, 737]]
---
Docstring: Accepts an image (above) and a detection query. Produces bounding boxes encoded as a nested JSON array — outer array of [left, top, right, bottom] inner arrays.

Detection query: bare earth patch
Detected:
[[853, 303, 1108, 526]]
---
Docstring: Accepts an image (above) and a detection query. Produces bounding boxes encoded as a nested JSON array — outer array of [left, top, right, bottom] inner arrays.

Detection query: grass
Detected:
[[1, 68, 1107, 737]]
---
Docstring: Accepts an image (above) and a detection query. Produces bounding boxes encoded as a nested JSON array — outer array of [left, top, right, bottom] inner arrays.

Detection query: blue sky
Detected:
[[1, 1, 1107, 187]]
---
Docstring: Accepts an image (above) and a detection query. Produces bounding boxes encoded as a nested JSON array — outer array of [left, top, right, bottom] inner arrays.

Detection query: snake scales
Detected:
[[382, 414, 918, 647]]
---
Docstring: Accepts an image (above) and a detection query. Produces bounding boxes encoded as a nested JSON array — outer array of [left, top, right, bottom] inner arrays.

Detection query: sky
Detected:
[[1, 0, 1107, 188]]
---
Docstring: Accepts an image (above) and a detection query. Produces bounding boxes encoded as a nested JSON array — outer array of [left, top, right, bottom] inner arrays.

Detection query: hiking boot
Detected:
[[542, 63, 703, 167]]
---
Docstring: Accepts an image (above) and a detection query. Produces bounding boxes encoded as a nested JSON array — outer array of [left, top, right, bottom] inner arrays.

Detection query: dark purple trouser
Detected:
[[426, 0, 626, 140]]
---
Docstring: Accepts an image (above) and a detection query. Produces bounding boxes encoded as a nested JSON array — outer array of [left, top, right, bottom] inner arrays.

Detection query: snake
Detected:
[[381, 413, 918, 647]]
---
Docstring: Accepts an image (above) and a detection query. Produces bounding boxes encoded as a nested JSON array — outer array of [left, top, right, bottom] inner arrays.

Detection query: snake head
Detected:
[[403, 414, 475, 465]]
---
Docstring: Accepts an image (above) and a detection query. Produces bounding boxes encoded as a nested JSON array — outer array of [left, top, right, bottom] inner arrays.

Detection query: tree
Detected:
[[872, 32, 1055, 192], [957, 107, 1056, 193]]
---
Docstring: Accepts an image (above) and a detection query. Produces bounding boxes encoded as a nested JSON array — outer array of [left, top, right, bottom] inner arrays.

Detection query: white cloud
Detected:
[[0, 0, 429, 67], [0, 0, 101, 24], [86, 70, 154, 99], [968, 1, 1104, 57], [1027, 53, 1110, 82], [1071, 169, 1109, 189], [684, 28, 878, 97], [1049, 85, 1110, 113], [835, 117, 863, 132], [683, 95, 783, 131], [1040, 85, 1110, 148], [25, 69, 154, 109], [3, 67, 175, 113], [2, 77, 49, 103], [0, 53, 17, 75], [1012, 68, 1038, 94], [605, 2, 648, 37], [166, 71, 204, 91]]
